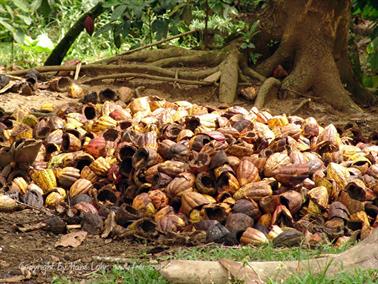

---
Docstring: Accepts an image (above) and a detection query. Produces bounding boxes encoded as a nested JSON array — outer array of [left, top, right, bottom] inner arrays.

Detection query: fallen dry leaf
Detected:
[[55, 231, 87, 248]]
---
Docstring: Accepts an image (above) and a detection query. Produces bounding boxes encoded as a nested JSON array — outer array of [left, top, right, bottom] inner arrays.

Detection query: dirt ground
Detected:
[[1, 80, 378, 282]]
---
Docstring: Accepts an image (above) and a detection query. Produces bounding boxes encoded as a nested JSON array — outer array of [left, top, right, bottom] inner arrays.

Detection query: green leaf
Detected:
[[31, 0, 42, 12], [17, 15, 32, 25], [0, 18, 15, 33], [151, 18, 169, 40], [94, 23, 113, 36], [181, 4, 192, 25], [111, 4, 127, 20], [13, 0, 29, 12]]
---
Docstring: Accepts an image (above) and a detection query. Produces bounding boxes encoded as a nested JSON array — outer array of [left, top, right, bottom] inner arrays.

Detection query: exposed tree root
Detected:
[[80, 72, 214, 86], [219, 49, 239, 103], [254, 77, 281, 109], [160, 229, 378, 284]]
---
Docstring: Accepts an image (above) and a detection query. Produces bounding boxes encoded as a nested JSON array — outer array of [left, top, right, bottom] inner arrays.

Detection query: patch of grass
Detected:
[[89, 265, 167, 284], [268, 269, 378, 284], [160, 243, 350, 263]]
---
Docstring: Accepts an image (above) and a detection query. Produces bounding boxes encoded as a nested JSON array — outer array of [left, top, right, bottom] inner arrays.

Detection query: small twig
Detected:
[[80, 72, 214, 86], [15, 200, 53, 216], [92, 256, 131, 264], [74, 62, 82, 81], [290, 98, 312, 114]]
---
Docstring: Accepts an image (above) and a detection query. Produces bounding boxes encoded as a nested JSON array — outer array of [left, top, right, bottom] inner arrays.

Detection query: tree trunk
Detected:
[[256, 0, 374, 112], [44, 3, 105, 66]]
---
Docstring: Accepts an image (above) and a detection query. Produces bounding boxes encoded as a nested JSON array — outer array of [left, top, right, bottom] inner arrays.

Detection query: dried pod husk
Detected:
[[180, 191, 211, 216], [169, 143, 191, 162], [22, 185, 43, 208], [152, 172, 172, 189], [84, 136, 106, 158], [48, 116, 65, 130], [132, 193, 155, 217], [216, 172, 240, 195], [338, 191, 364, 215], [225, 213, 254, 241], [148, 189, 169, 210], [45, 191, 65, 207], [327, 162, 350, 198], [55, 167, 80, 188], [233, 199, 261, 219], [324, 217, 345, 240], [328, 201, 350, 220], [157, 213, 186, 233], [195, 172, 216, 195], [264, 152, 291, 177], [68, 82, 84, 98], [49, 76, 71, 92], [62, 133, 82, 152], [316, 124, 341, 153], [189, 134, 211, 151], [90, 157, 111, 176], [259, 195, 281, 214], [240, 227, 269, 245], [234, 180, 273, 201], [227, 156, 241, 172], [307, 186, 329, 210], [99, 88, 118, 102], [236, 158, 260, 186], [91, 115, 117, 132], [70, 194, 93, 206], [157, 139, 176, 160], [346, 179, 367, 201], [158, 160, 188, 176], [280, 190, 303, 214], [80, 166, 98, 183], [128, 218, 158, 237], [226, 141, 254, 158], [46, 129, 64, 145], [30, 169, 57, 194], [11, 123, 33, 140], [202, 203, 228, 222], [177, 129, 194, 142], [34, 119, 51, 139], [271, 204, 293, 226], [10, 177, 28, 195], [365, 202, 378, 219], [302, 117, 319, 138], [209, 150, 228, 170], [206, 221, 231, 244], [73, 201, 98, 215], [129, 97, 151, 114], [137, 132, 158, 149], [132, 147, 162, 170], [161, 123, 183, 140], [0, 194, 18, 212], [273, 228, 304, 247], [70, 178, 93, 198], [249, 154, 267, 172], [189, 152, 211, 174], [268, 225, 284, 240], [117, 142, 137, 161], [115, 204, 141, 227], [272, 163, 310, 186]]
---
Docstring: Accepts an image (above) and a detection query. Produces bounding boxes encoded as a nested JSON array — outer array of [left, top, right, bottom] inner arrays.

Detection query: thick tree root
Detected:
[[8, 64, 219, 81], [80, 72, 215, 86], [219, 50, 239, 103], [254, 77, 281, 109], [160, 229, 378, 284]]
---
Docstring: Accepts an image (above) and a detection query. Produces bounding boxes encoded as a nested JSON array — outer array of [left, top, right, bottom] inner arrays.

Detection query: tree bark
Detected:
[[44, 3, 105, 66], [255, 0, 373, 112]]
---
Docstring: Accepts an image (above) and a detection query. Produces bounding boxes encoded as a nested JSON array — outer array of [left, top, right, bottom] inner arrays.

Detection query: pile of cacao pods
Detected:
[[0, 88, 377, 247]]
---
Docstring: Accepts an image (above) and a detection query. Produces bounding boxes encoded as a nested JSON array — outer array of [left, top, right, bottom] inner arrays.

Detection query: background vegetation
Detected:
[[0, 0, 376, 90]]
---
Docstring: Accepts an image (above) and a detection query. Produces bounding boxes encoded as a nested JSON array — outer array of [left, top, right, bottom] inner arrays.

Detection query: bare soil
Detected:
[[1, 80, 378, 282]]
